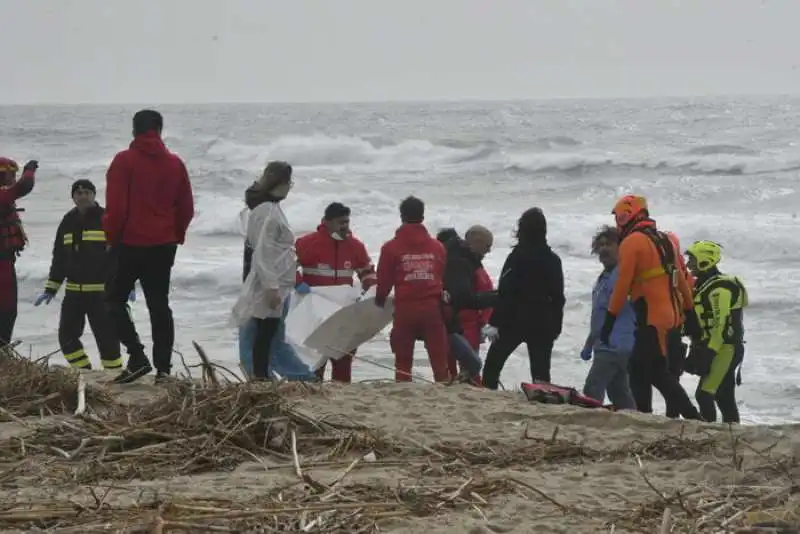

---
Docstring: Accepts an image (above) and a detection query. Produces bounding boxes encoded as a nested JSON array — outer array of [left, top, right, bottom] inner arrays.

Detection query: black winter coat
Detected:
[[489, 241, 565, 341]]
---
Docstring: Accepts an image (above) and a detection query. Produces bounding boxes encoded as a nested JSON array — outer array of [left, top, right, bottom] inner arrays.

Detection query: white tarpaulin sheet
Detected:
[[284, 286, 395, 370]]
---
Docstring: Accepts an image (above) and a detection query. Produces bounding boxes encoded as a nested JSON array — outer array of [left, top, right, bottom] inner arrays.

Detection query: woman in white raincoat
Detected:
[[230, 161, 297, 379]]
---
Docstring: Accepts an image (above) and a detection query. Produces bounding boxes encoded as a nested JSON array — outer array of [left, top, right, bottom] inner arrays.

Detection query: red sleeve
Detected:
[[0, 171, 34, 206], [174, 159, 194, 244], [475, 268, 494, 324], [375, 241, 395, 300], [353, 238, 377, 290], [102, 152, 129, 245]]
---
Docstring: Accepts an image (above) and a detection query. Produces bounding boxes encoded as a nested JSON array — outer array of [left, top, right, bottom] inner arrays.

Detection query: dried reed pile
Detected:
[[0, 344, 797, 532], [0, 345, 115, 419]]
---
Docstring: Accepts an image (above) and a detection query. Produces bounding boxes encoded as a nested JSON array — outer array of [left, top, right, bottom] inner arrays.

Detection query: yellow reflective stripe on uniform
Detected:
[[44, 279, 62, 291], [63, 233, 74, 245], [82, 230, 106, 241], [101, 356, 123, 369], [64, 349, 91, 368], [636, 266, 665, 282], [65, 282, 106, 292]]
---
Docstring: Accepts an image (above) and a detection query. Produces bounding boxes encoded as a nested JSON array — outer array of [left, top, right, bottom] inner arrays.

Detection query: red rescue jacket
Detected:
[[376, 223, 447, 305], [296, 224, 376, 289], [458, 266, 494, 348], [0, 163, 35, 259], [103, 131, 195, 247]]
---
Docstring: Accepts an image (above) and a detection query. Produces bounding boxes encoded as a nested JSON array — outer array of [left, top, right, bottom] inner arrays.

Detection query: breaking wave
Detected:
[[199, 134, 800, 177]]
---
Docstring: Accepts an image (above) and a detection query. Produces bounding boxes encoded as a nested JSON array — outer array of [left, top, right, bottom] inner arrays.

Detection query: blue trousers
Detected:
[[238, 295, 315, 380]]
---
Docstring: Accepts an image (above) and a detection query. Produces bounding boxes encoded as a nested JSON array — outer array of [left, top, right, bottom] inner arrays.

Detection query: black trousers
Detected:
[[629, 325, 701, 420], [252, 317, 281, 379], [0, 259, 17, 346], [59, 291, 122, 369], [106, 244, 177, 374], [696, 343, 743, 423], [482, 328, 554, 390], [664, 327, 688, 418]]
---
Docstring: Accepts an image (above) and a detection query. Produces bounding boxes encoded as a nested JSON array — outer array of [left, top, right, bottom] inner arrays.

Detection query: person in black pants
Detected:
[[103, 110, 195, 384], [34, 179, 128, 370], [231, 161, 297, 380], [664, 327, 688, 417], [482, 208, 565, 389]]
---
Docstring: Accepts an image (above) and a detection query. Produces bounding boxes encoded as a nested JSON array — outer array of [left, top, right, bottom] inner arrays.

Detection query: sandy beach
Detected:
[[0, 350, 797, 533]]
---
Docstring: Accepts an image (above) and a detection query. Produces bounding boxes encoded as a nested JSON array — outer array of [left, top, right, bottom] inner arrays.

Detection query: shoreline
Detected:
[[0, 353, 797, 533]]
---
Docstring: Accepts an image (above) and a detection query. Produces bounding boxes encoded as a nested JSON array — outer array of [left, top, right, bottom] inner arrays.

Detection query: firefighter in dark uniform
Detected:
[[34, 179, 133, 370]]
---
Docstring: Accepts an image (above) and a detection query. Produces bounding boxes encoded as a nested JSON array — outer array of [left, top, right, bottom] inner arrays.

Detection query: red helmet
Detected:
[[0, 158, 18, 173], [611, 195, 648, 229]]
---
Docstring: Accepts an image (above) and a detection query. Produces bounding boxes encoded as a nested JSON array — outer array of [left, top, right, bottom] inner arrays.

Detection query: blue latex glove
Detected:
[[34, 293, 53, 306], [580, 346, 593, 361], [128, 290, 136, 302], [295, 282, 311, 295]]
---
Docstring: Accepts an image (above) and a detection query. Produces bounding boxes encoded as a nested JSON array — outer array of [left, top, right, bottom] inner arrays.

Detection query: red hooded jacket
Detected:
[[296, 224, 376, 289], [103, 131, 195, 247], [376, 223, 447, 305], [458, 266, 494, 347]]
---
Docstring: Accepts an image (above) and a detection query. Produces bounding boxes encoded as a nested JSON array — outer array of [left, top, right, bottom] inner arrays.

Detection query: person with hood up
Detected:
[[481, 208, 565, 389], [375, 196, 449, 383], [237, 174, 315, 381], [295, 202, 377, 382], [580, 225, 637, 409], [104, 109, 195, 384], [600, 195, 701, 420], [231, 161, 297, 380], [34, 179, 133, 370], [0, 157, 37, 346], [436, 226, 498, 383]]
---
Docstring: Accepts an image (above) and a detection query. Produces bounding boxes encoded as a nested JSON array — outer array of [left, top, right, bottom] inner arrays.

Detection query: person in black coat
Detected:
[[481, 208, 565, 389], [436, 227, 498, 381]]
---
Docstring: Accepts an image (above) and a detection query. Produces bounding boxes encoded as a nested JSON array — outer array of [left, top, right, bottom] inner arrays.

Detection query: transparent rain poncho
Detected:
[[230, 201, 297, 325]]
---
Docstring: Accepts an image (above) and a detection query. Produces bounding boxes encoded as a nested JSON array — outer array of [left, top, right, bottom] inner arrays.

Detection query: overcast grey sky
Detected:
[[3, 0, 799, 104]]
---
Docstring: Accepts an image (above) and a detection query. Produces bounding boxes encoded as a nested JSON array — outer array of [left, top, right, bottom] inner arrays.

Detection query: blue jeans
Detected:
[[238, 296, 315, 381]]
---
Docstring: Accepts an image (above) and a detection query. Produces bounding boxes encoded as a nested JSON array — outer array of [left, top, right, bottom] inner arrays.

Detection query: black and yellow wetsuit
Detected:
[[689, 271, 747, 423], [44, 204, 122, 370]]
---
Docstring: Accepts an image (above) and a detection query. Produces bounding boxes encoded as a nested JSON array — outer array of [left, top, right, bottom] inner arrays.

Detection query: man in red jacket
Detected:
[[296, 202, 377, 382], [375, 196, 449, 383], [103, 110, 195, 384], [0, 158, 37, 346]]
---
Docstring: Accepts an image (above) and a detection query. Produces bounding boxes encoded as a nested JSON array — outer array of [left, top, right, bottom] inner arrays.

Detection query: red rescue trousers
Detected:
[[390, 300, 450, 383], [0, 259, 18, 346], [316, 350, 355, 383]]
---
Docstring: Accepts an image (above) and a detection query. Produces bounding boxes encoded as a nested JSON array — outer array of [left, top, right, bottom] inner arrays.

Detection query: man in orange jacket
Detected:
[[600, 195, 701, 419], [375, 196, 450, 383], [295, 202, 376, 382]]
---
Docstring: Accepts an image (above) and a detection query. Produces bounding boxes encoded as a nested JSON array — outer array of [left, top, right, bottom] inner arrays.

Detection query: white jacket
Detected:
[[230, 201, 296, 324]]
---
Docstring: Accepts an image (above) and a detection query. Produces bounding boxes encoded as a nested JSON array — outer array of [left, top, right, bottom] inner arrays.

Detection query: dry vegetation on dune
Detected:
[[0, 345, 797, 533]]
